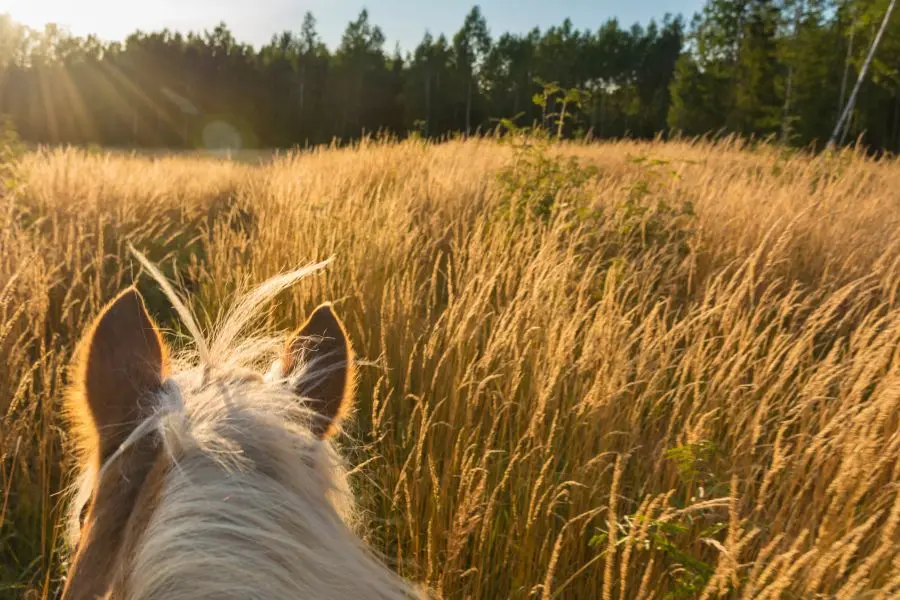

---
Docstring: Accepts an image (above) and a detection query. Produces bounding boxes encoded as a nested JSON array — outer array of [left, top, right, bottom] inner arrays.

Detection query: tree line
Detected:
[[0, 1, 898, 152]]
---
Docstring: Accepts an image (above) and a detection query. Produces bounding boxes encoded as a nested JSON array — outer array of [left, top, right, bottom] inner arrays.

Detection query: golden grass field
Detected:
[[1, 137, 899, 598]]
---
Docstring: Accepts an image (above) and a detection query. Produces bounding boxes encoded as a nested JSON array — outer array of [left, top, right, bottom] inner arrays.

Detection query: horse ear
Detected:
[[67, 287, 169, 466], [282, 303, 356, 439]]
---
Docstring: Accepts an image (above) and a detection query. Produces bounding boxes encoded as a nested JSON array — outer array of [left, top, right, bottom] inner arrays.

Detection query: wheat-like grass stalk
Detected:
[[1, 138, 899, 598]]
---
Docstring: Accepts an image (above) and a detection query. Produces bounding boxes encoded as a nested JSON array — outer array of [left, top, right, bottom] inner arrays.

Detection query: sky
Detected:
[[1, 0, 706, 52]]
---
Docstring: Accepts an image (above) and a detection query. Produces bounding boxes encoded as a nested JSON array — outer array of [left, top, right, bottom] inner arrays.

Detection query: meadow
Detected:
[[1, 136, 899, 598]]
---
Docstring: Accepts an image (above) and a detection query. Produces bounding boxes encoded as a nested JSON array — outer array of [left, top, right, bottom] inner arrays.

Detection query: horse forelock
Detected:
[[63, 254, 421, 599], [68, 362, 417, 599]]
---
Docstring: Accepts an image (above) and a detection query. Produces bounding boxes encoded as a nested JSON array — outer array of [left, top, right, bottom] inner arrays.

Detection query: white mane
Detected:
[[68, 250, 421, 599]]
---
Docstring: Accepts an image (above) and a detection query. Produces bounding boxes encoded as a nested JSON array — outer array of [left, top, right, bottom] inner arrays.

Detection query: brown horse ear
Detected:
[[67, 287, 169, 466], [283, 303, 356, 439]]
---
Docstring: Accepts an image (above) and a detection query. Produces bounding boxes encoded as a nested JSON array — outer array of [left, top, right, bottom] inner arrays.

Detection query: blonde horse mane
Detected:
[[64, 250, 422, 599]]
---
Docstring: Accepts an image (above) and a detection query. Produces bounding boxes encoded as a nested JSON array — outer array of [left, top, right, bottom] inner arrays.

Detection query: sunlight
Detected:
[[5, 0, 161, 41]]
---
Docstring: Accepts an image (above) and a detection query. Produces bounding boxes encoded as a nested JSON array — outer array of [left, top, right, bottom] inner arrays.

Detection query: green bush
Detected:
[[495, 81, 600, 222]]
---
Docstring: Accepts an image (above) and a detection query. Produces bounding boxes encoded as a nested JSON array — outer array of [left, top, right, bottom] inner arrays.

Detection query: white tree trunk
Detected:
[[781, 0, 805, 143], [838, 4, 857, 112], [425, 70, 432, 137], [465, 77, 472, 136], [830, 0, 897, 147]]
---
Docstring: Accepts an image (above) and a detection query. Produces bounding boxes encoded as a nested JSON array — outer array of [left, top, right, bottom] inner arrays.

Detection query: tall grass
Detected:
[[1, 137, 899, 598]]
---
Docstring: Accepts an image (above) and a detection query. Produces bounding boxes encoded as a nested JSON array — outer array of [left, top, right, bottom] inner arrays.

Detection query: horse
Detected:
[[60, 256, 421, 599]]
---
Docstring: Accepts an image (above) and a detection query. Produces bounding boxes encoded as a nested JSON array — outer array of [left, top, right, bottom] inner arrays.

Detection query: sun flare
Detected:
[[6, 0, 157, 41]]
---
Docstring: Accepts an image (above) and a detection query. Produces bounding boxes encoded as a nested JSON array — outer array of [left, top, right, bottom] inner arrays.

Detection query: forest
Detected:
[[0, 0, 899, 151]]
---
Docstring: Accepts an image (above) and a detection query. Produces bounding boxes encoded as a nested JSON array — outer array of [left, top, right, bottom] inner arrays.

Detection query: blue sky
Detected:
[[3, 0, 706, 51]]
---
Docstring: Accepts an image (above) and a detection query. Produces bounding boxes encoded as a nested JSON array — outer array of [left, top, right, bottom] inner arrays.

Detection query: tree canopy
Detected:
[[0, 1, 897, 152]]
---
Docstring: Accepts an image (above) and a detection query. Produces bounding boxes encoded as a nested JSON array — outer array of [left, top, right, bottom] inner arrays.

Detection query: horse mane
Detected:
[[67, 250, 422, 599]]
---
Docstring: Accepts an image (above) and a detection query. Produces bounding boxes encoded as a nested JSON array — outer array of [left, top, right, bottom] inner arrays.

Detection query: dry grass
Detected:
[[1, 137, 900, 599]]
